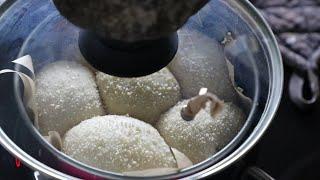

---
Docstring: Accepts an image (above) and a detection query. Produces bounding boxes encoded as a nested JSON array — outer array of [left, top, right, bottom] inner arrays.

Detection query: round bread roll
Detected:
[[96, 68, 181, 125], [63, 115, 177, 173], [168, 29, 237, 102], [156, 93, 245, 164], [34, 60, 105, 135]]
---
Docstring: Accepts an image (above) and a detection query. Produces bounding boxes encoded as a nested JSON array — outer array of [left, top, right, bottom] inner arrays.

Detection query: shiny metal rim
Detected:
[[0, 0, 283, 179]]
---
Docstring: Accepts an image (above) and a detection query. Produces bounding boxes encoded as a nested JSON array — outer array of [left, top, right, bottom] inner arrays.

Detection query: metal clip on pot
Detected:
[[52, 0, 209, 77]]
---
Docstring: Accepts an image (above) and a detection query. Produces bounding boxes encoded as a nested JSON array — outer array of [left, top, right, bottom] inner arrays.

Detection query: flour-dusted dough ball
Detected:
[[168, 30, 237, 102], [96, 68, 181, 124], [34, 61, 105, 136], [156, 99, 245, 164], [63, 115, 177, 173]]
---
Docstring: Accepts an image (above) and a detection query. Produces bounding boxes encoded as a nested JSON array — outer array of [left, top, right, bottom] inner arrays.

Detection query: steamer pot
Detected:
[[0, 0, 283, 179]]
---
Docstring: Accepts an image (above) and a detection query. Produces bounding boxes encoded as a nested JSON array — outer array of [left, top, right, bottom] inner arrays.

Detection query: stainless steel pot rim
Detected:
[[0, 0, 283, 179]]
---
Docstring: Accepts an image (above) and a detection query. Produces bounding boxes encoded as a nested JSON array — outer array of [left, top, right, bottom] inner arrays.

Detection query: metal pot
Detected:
[[0, 0, 283, 179]]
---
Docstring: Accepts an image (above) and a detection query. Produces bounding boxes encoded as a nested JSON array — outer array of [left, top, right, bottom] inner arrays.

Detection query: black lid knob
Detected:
[[79, 31, 178, 77]]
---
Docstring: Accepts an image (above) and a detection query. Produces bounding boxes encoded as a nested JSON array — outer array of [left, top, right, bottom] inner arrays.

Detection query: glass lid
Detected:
[[0, 0, 282, 179]]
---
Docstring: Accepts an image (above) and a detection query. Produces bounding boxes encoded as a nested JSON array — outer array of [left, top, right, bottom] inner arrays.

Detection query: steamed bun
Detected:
[[63, 115, 177, 173], [168, 30, 237, 102], [96, 68, 181, 124], [156, 98, 245, 164], [34, 61, 105, 135]]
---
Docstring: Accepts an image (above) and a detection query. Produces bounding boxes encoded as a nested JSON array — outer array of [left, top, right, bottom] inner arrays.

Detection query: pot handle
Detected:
[[242, 167, 275, 180]]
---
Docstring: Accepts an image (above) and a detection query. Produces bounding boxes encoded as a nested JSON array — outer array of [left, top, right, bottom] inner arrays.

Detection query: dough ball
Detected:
[[63, 115, 177, 173], [156, 99, 245, 164], [34, 61, 105, 135], [96, 68, 181, 124], [168, 30, 237, 102]]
